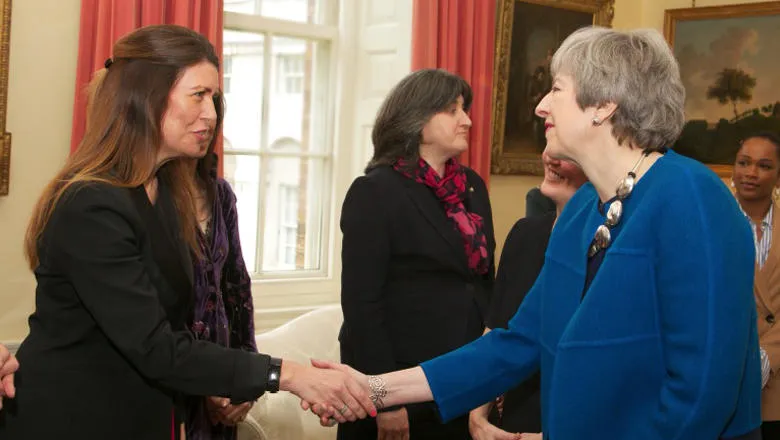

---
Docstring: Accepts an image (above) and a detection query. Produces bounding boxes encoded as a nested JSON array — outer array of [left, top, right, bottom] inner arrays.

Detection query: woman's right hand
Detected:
[[376, 407, 409, 440], [280, 359, 376, 423], [469, 401, 522, 440]]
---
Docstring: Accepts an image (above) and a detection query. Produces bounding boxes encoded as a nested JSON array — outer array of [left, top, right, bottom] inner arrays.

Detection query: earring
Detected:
[[730, 178, 735, 188], [774, 187, 780, 200], [592, 117, 602, 126]]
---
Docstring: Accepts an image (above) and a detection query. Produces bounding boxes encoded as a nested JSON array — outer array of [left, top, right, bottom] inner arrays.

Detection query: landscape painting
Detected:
[[665, 2, 780, 176]]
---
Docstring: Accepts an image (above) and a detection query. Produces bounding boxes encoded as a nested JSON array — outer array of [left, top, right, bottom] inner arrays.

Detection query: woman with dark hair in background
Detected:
[[469, 137, 586, 440], [338, 68, 496, 440], [185, 151, 258, 439], [0, 24, 374, 440], [732, 131, 780, 439]]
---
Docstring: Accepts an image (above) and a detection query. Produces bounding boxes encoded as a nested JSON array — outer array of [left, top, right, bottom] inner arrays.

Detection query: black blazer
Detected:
[[486, 212, 555, 433], [338, 165, 495, 439], [0, 181, 270, 440]]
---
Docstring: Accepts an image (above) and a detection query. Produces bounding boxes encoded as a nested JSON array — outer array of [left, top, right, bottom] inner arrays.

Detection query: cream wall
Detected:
[[488, 0, 769, 258], [0, 0, 80, 341]]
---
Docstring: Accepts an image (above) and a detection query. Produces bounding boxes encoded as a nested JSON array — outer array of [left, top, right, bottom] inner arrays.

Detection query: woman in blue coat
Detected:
[[312, 26, 762, 439]]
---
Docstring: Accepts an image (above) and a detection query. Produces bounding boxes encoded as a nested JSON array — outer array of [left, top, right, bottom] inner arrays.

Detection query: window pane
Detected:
[[224, 0, 329, 25], [261, 156, 326, 272], [223, 30, 265, 152], [222, 56, 233, 94], [223, 154, 261, 272], [268, 36, 331, 154]]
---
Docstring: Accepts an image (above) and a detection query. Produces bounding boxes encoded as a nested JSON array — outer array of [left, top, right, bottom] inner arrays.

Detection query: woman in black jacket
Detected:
[[338, 69, 496, 440], [468, 137, 586, 440], [0, 25, 373, 440]]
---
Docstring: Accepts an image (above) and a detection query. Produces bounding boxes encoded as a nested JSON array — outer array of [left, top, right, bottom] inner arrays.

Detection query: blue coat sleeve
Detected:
[[634, 174, 761, 439], [420, 268, 543, 422]]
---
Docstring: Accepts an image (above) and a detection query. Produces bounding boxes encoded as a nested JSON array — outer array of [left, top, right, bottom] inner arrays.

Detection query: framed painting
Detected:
[[490, 0, 615, 176], [665, 2, 780, 177], [0, 0, 10, 195]]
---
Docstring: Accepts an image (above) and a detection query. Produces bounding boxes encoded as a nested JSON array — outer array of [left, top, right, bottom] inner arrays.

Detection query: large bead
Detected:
[[616, 175, 635, 198], [605, 200, 623, 227], [589, 224, 612, 257]]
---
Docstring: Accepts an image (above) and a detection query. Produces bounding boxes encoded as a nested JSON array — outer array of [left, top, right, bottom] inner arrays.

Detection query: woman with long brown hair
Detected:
[[0, 24, 374, 439]]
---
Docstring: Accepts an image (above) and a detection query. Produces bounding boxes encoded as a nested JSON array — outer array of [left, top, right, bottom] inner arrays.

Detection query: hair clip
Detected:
[[104, 58, 114, 69]]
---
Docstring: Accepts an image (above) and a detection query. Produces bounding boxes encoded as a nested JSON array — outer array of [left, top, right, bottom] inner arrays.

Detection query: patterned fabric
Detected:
[[393, 158, 489, 274], [186, 178, 257, 440], [738, 202, 773, 268]]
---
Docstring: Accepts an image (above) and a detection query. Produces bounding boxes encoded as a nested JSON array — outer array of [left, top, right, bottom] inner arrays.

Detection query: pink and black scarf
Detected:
[[394, 158, 489, 274]]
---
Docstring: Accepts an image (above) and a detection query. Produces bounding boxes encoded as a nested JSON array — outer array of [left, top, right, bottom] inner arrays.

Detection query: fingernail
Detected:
[[370, 409, 377, 417]]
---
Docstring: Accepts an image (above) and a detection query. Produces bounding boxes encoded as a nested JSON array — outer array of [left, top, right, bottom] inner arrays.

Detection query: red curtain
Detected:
[[411, 0, 496, 186], [70, 0, 223, 158]]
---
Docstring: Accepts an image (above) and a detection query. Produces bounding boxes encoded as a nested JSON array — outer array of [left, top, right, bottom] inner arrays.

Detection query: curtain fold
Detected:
[[70, 0, 224, 162], [411, 0, 496, 186]]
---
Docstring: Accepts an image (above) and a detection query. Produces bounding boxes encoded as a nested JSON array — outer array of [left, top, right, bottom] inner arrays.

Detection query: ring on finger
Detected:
[[338, 404, 348, 415]]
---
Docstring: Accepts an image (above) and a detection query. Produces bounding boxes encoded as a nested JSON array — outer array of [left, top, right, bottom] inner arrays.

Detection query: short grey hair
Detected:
[[551, 26, 685, 151]]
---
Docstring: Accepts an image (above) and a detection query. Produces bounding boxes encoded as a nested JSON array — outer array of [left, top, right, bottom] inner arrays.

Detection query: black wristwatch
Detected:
[[267, 357, 282, 393]]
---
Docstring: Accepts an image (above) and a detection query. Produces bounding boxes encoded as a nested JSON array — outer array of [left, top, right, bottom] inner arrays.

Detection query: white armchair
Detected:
[[238, 305, 344, 440]]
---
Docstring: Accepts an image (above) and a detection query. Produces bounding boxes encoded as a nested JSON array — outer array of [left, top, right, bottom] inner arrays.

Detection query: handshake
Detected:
[[283, 358, 378, 426]]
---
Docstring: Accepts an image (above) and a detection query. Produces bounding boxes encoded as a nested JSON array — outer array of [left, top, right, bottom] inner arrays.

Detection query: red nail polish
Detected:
[[370, 410, 377, 417]]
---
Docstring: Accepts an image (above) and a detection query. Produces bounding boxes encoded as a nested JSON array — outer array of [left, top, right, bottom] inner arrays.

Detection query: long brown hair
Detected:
[[25, 25, 224, 269]]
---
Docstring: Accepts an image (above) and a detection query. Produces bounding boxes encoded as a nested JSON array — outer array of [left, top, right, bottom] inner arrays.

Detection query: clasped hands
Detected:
[[0, 343, 19, 410], [286, 358, 376, 426]]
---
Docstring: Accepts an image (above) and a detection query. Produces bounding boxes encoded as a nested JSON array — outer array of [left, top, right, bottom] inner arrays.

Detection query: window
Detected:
[[223, 55, 234, 94], [222, 0, 337, 277], [278, 184, 299, 268], [275, 53, 304, 94]]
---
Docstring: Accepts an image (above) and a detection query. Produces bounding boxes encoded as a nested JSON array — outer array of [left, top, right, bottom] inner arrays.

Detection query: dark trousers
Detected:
[[763, 421, 780, 440]]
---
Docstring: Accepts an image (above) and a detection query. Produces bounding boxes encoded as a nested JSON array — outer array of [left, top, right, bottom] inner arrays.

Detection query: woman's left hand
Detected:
[[206, 396, 254, 426], [219, 401, 254, 426]]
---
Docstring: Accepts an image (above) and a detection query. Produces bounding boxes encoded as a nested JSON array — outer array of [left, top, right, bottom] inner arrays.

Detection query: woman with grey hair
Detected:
[[316, 27, 761, 439], [336, 68, 496, 439]]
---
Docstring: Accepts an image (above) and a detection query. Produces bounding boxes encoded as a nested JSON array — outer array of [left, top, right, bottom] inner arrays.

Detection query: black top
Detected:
[[525, 187, 556, 218], [338, 165, 496, 439], [486, 211, 556, 433], [0, 181, 270, 440]]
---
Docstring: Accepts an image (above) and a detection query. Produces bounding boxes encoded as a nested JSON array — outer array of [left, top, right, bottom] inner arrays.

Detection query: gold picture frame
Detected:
[[490, 0, 615, 176], [0, 0, 11, 195], [664, 2, 780, 177]]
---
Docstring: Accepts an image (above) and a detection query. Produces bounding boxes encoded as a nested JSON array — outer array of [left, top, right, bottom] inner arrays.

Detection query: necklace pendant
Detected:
[[589, 224, 612, 257], [605, 200, 623, 227], [616, 175, 635, 198]]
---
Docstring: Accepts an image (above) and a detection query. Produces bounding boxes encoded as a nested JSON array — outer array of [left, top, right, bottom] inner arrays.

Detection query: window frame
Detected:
[[223, 4, 341, 282]]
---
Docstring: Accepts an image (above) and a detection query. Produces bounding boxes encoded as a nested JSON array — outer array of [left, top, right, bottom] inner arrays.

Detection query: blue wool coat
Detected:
[[421, 151, 762, 439]]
